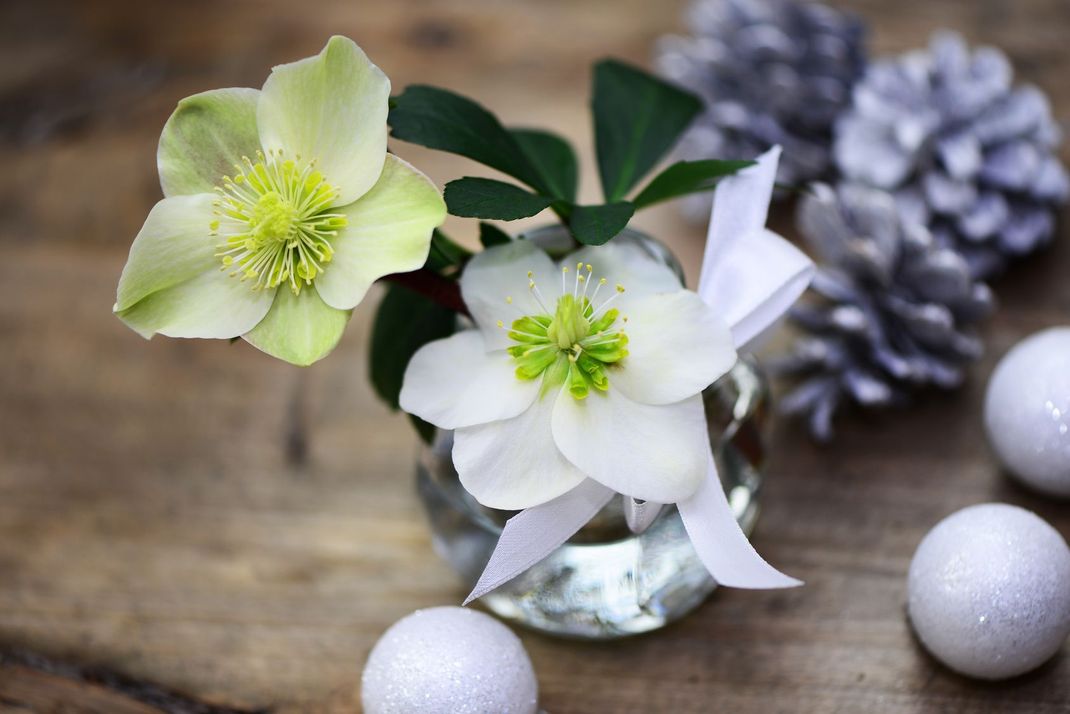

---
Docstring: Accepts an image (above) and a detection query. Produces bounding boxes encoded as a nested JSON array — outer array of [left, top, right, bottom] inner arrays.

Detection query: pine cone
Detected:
[[834, 31, 1069, 279], [657, 0, 866, 194], [773, 183, 994, 441]]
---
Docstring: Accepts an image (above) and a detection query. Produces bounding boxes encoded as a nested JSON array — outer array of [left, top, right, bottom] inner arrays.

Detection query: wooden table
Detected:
[[1, 0, 1069, 711]]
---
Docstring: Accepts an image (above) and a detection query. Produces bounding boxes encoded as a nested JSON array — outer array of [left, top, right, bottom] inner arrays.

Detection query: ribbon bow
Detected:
[[464, 147, 814, 604]]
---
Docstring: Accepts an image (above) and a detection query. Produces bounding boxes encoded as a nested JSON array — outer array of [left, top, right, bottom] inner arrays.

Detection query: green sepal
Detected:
[[589, 308, 619, 334], [514, 345, 558, 380], [567, 360, 591, 399], [576, 353, 609, 391]]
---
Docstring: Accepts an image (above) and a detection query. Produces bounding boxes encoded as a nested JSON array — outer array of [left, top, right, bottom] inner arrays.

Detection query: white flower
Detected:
[[400, 238, 737, 510]]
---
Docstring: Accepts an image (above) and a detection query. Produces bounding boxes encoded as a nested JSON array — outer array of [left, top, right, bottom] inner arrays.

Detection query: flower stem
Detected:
[[383, 269, 470, 316]]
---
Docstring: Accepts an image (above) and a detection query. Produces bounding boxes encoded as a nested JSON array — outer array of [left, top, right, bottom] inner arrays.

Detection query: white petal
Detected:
[[454, 388, 586, 510], [552, 389, 707, 503], [612, 292, 737, 405], [566, 239, 682, 313], [257, 36, 390, 205], [460, 241, 560, 350], [400, 330, 540, 430], [315, 155, 445, 311]]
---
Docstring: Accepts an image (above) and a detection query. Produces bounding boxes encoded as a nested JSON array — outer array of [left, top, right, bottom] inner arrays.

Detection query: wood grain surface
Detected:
[[1, 0, 1069, 711]]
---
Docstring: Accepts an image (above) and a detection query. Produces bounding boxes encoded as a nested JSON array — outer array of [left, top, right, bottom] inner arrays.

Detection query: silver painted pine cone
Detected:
[[657, 0, 866, 200], [773, 183, 994, 441], [834, 31, 1069, 279]]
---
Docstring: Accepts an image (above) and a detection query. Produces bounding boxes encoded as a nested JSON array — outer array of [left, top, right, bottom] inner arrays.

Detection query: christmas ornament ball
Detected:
[[361, 606, 538, 714], [985, 327, 1070, 497], [908, 503, 1070, 680]]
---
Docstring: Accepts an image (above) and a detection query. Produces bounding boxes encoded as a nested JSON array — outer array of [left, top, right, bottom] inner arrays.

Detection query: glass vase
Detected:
[[415, 227, 771, 639]]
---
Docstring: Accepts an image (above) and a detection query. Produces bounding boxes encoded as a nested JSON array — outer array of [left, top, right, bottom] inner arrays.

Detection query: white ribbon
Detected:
[[465, 146, 814, 604], [464, 478, 615, 604]]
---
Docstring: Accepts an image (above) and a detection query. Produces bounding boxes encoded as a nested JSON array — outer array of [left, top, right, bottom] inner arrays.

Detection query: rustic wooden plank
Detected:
[[0, 0, 1068, 711]]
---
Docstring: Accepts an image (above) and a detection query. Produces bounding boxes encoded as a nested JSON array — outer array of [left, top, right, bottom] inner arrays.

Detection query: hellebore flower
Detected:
[[400, 239, 738, 510], [114, 36, 446, 365]]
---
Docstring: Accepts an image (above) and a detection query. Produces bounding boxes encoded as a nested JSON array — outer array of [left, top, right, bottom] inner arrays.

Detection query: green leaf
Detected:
[[444, 177, 554, 220], [633, 159, 756, 208], [369, 284, 456, 410], [568, 202, 635, 246], [408, 413, 437, 445], [426, 229, 471, 273], [591, 59, 703, 202], [389, 85, 546, 192], [479, 222, 513, 247], [510, 128, 579, 201]]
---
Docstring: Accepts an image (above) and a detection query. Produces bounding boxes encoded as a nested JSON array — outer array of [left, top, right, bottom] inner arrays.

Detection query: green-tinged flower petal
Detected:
[[116, 269, 276, 340], [314, 154, 445, 311], [157, 88, 262, 197], [115, 193, 274, 338], [115, 194, 223, 311], [243, 287, 350, 366], [257, 35, 390, 206]]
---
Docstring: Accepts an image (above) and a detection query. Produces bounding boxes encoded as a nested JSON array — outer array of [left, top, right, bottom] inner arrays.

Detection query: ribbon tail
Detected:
[[678, 445, 802, 589], [696, 146, 815, 352], [463, 479, 616, 605]]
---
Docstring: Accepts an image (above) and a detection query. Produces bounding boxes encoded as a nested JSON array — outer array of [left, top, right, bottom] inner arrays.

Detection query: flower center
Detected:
[[503, 263, 629, 400], [211, 150, 348, 294]]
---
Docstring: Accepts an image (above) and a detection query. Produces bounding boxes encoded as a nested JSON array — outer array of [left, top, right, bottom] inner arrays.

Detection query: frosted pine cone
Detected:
[[773, 183, 994, 441], [657, 0, 866, 194], [835, 31, 1069, 279]]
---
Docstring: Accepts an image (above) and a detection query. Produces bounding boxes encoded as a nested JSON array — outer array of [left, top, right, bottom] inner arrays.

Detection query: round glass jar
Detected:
[[415, 226, 770, 639]]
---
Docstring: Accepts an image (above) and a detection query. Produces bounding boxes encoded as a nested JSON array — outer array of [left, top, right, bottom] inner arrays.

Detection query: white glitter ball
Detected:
[[985, 327, 1070, 497], [361, 606, 538, 714], [908, 503, 1070, 680]]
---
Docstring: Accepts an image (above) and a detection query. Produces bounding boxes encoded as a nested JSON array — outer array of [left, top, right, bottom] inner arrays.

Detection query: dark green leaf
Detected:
[[389, 86, 547, 192], [369, 285, 456, 410], [591, 59, 703, 202], [444, 177, 554, 220], [510, 128, 579, 201], [632, 159, 756, 208], [426, 229, 471, 273], [479, 222, 513, 247], [568, 202, 635, 246], [409, 413, 437, 445]]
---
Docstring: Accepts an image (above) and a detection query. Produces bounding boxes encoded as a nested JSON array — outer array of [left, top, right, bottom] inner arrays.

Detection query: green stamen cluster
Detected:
[[212, 150, 348, 294], [507, 291, 629, 400]]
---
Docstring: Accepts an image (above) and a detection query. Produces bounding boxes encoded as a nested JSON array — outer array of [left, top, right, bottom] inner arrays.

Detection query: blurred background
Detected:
[[0, 0, 1068, 711]]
